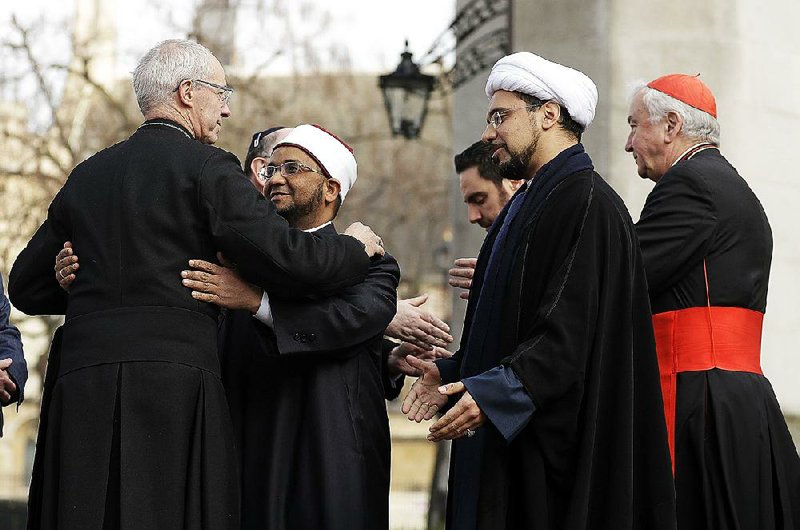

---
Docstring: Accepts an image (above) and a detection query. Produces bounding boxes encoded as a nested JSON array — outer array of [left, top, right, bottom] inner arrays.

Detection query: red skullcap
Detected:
[[647, 74, 717, 119]]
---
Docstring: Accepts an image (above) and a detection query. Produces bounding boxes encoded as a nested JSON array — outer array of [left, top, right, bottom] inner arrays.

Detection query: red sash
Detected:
[[651, 261, 763, 473]]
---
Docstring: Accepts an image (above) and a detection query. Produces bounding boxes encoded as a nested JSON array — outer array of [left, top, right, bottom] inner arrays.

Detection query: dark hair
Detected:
[[454, 141, 504, 185], [517, 93, 584, 141], [243, 126, 287, 173]]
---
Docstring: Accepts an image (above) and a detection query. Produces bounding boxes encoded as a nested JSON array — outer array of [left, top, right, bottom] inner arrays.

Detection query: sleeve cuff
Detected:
[[434, 357, 460, 385], [463, 365, 535, 442], [252, 291, 273, 329]]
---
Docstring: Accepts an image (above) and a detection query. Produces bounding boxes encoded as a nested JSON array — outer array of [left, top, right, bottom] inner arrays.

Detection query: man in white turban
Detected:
[[182, 123, 400, 529], [403, 52, 676, 530]]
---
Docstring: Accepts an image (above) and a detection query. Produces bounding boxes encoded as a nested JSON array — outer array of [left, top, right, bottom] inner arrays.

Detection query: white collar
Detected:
[[304, 221, 332, 233]]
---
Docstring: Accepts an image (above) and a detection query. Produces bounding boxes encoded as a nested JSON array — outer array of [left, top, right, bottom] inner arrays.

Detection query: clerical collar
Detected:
[[304, 221, 332, 233], [137, 119, 193, 140], [673, 142, 717, 166]]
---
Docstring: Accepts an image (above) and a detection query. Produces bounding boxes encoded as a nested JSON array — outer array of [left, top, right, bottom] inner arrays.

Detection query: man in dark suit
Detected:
[[0, 272, 25, 437], [180, 124, 400, 529], [9, 39, 383, 529]]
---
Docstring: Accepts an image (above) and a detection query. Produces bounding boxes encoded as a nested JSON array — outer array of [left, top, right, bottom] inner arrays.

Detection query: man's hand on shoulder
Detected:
[[181, 254, 262, 312], [344, 222, 385, 258]]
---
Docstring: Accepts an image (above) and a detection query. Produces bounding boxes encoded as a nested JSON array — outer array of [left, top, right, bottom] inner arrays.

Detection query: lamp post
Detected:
[[378, 41, 436, 140]]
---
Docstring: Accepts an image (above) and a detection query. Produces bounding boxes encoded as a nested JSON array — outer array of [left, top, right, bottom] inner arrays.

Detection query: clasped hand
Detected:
[[401, 356, 486, 441]]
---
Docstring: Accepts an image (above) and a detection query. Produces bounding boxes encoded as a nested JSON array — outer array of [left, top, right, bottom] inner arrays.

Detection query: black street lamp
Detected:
[[379, 41, 436, 140]]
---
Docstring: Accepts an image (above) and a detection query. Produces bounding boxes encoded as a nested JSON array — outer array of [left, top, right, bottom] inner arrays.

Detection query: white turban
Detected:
[[275, 124, 357, 202], [485, 52, 598, 128]]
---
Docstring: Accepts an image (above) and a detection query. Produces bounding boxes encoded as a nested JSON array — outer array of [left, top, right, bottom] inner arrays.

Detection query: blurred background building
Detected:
[[0, 0, 797, 529]]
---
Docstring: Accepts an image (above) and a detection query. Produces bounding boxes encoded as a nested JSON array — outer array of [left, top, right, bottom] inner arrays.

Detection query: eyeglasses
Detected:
[[264, 161, 326, 180], [173, 79, 234, 105], [486, 103, 542, 129]]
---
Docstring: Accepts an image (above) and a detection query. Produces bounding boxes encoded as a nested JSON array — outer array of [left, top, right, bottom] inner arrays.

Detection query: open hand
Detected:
[[387, 342, 452, 377], [401, 356, 447, 422], [385, 294, 453, 349]]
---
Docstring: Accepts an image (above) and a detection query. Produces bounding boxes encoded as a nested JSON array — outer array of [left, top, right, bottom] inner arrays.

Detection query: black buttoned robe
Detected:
[[222, 225, 400, 530], [636, 148, 800, 529], [9, 120, 369, 530]]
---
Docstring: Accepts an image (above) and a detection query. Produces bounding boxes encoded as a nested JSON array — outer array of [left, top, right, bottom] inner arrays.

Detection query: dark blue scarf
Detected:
[[459, 143, 594, 378]]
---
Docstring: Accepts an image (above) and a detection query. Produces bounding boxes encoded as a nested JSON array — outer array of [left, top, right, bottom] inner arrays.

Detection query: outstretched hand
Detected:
[[401, 356, 447, 422], [387, 342, 452, 377], [385, 294, 453, 350]]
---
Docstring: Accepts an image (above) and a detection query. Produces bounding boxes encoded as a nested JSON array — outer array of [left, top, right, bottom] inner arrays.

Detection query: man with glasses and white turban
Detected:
[[403, 52, 676, 530], [181, 124, 401, 529]]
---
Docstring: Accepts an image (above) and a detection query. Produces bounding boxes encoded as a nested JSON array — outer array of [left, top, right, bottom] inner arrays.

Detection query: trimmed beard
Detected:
[[277, 183, 325, 227], [499, 131, 538, 181]]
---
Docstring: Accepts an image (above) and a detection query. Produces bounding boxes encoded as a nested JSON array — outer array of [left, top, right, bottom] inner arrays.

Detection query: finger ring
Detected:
[[465, 428, 476, 438], [58, 269, 65, 280]]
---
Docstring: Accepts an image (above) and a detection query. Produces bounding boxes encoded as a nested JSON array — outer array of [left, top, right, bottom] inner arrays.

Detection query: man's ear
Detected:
[[664, 111, 684, 143], [250, 157, 268, 180], [176, 79, 194, 107], [540, 101, 562, 130], [325, 179, 342, 204]]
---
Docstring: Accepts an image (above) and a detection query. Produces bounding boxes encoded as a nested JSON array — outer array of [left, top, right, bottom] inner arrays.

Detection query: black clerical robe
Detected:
[[222, 224, 400, 530], [636, 147, 800, 529], [9, 120, 370, 530], [436, 144, 676, 530]]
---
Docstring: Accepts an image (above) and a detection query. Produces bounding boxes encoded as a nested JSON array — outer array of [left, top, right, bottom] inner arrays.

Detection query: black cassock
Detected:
[[636, 147, 800, 529], [436, 145, 676, 530], [222, 224, 400, 530], [9, 120, 369, 530]]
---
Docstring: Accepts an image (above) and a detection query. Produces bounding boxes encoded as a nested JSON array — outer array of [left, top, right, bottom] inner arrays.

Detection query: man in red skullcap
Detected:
[[627, 74, 800, 529]]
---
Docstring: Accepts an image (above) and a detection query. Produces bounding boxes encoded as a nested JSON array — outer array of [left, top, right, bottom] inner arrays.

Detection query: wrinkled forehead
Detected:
[[627, 91, 648, 120]]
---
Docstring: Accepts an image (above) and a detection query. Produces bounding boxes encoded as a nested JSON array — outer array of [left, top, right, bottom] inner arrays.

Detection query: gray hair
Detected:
[[133, 39, 217, 114], [629, 81, 720, 145]]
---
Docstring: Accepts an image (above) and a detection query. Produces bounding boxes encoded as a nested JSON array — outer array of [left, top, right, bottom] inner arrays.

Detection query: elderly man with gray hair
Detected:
[[9, 39, 383, 529], [627, 74, 800, 528]]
